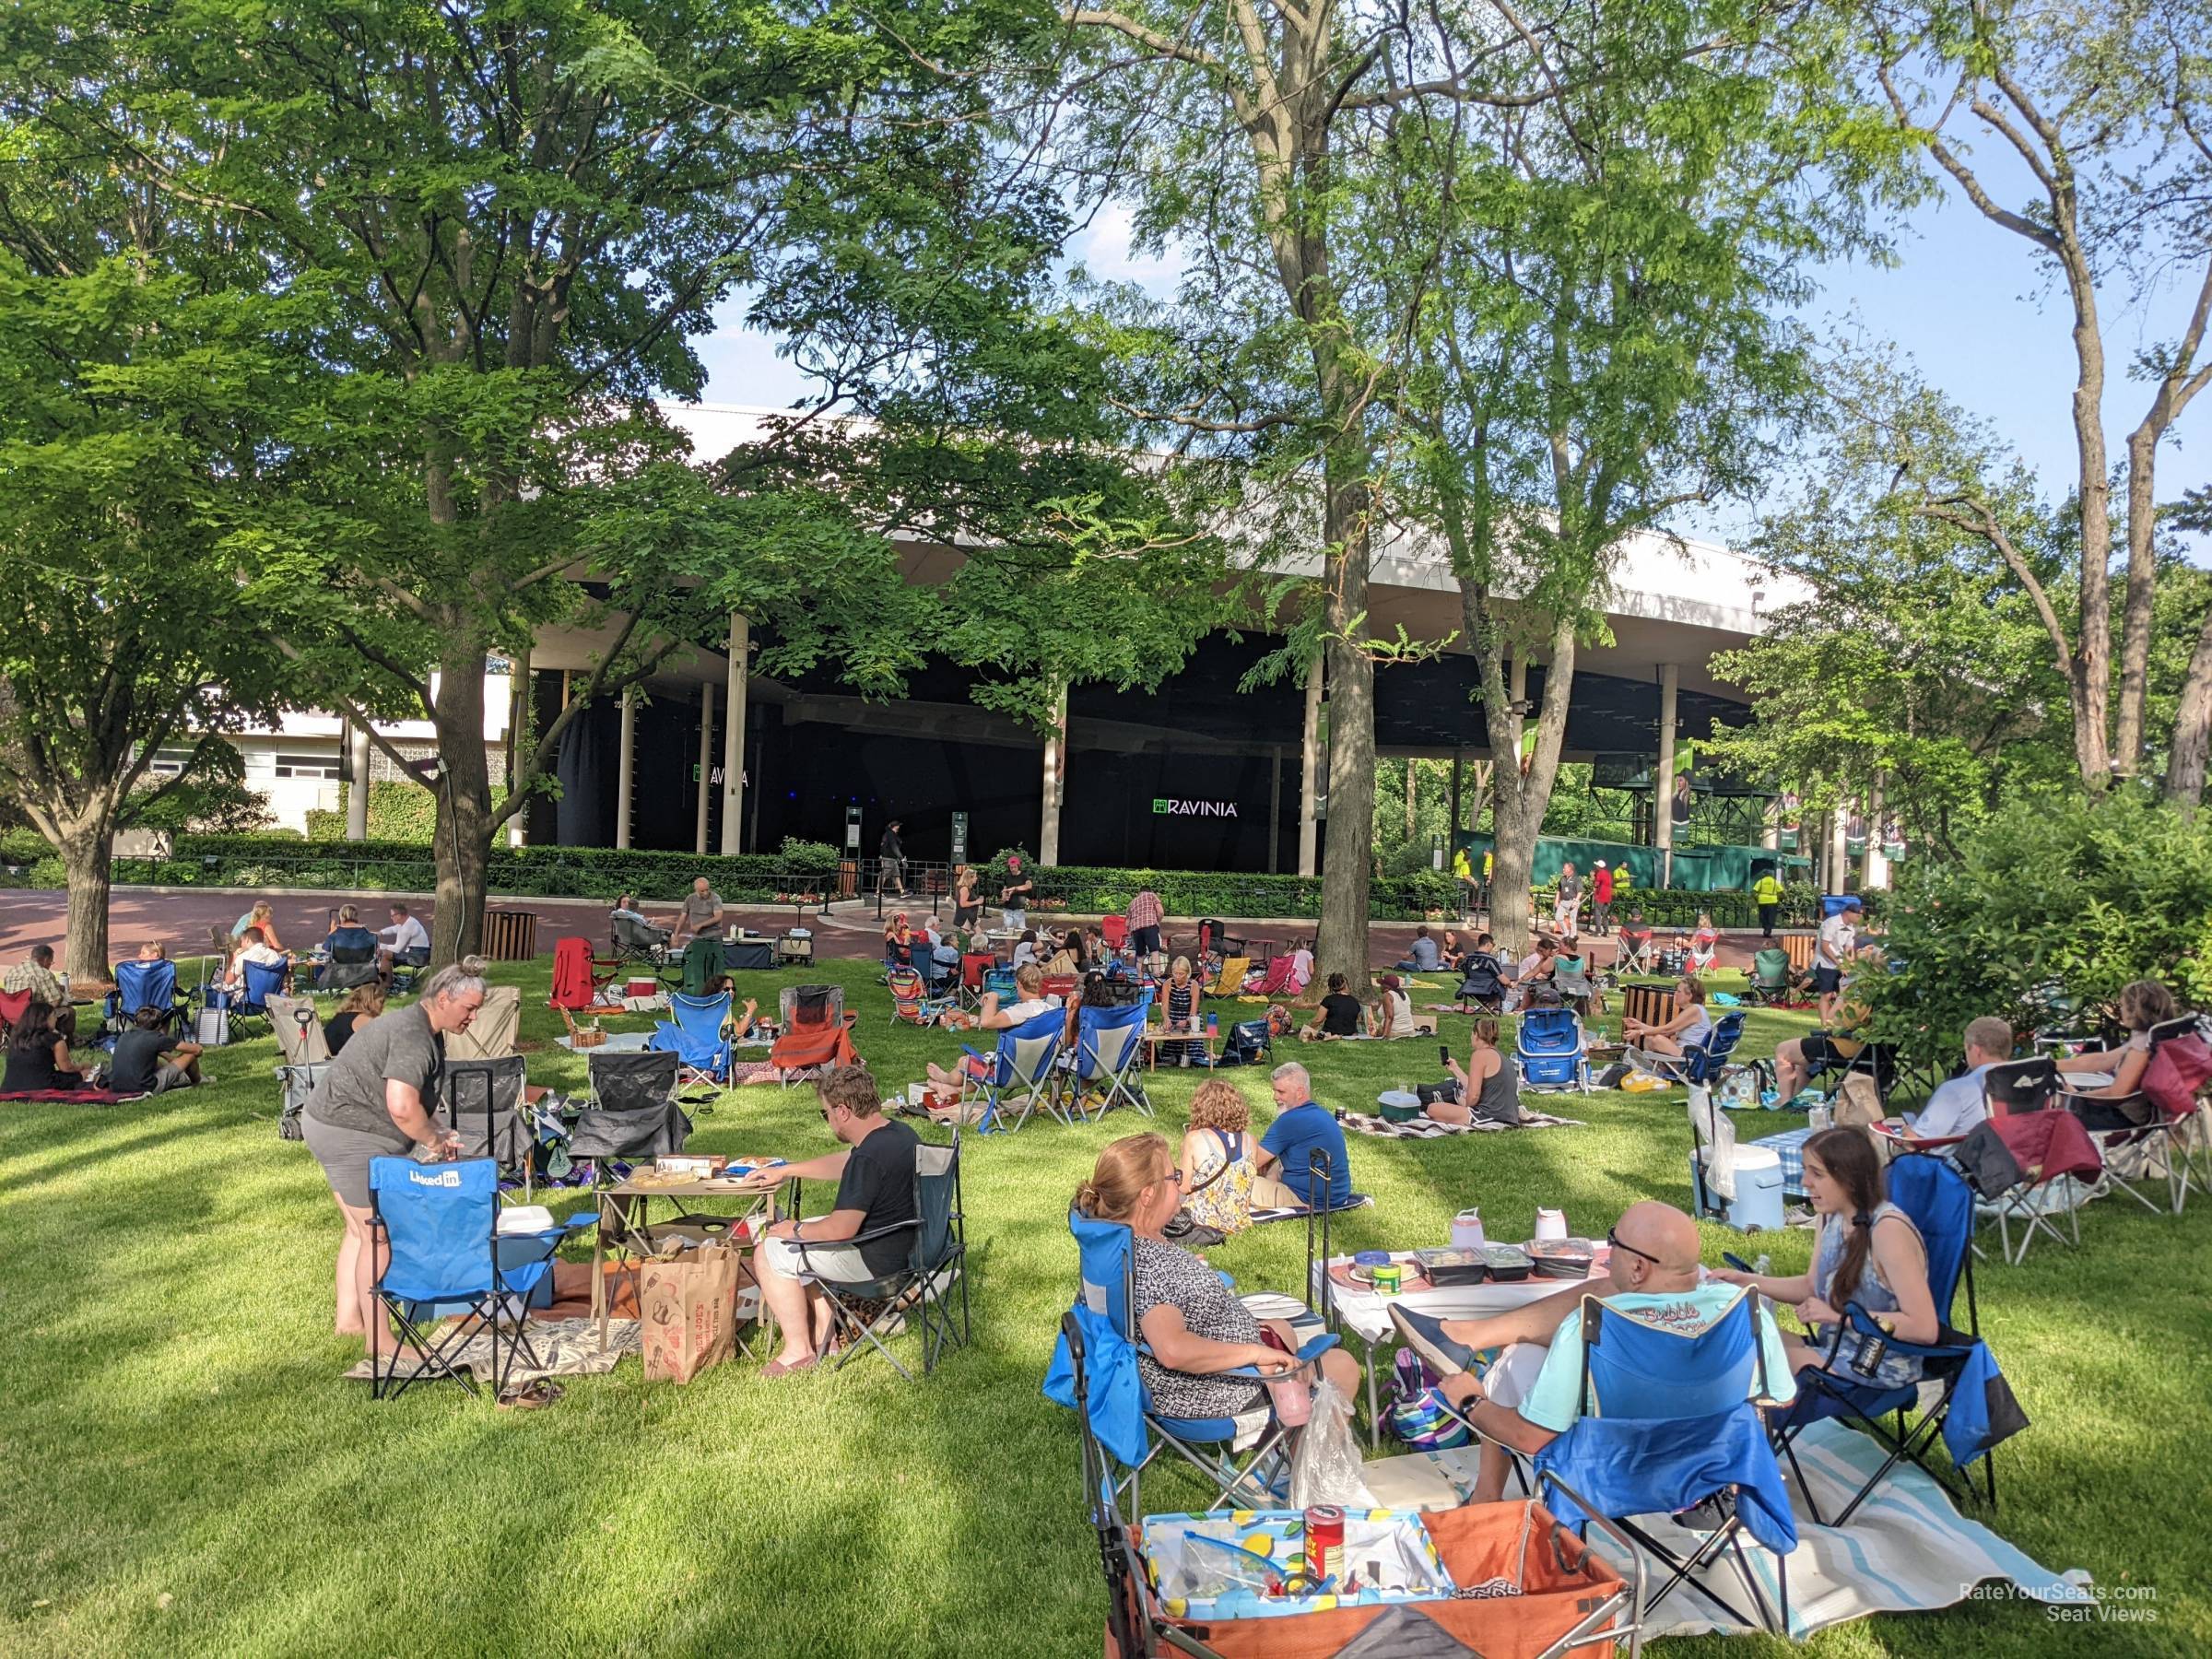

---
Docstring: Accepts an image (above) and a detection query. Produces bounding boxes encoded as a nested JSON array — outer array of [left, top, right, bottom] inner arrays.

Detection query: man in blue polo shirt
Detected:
[[1254, 1060, 1351, 1210]]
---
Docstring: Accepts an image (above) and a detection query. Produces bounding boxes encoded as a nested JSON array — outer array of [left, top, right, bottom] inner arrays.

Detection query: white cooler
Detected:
[[1696, 1143, 1786, 1233]]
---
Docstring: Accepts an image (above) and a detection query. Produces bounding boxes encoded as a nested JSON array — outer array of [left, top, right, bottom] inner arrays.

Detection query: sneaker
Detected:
[[1389, 1305, 1478, 1379]]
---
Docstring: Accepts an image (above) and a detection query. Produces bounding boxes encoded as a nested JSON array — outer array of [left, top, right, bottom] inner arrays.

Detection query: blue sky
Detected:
[[695, 194, 2209, 558]]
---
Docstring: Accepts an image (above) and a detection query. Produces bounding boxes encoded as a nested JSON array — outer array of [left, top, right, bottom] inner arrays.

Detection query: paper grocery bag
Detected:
[[640, 1245, 744, 1383]]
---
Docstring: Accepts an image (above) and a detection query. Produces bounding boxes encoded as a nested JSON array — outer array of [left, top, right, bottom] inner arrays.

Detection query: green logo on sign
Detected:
[[1151, 798, 1171, 815]]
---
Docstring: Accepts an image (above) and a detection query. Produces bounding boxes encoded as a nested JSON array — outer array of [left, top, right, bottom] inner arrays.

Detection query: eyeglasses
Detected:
[[1164, 1168, 1183, 1186], [1606, 1228, 1662, 1268]]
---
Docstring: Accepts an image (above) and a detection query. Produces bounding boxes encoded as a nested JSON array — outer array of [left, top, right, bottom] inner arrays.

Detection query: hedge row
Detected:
[[972, 854, 1457, 923], [1527, 882, 1878, 931]]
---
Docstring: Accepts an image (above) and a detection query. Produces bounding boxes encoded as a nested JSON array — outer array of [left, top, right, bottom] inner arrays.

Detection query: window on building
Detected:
[[273, 752, 343, 780], [146, 748, 197, 775]]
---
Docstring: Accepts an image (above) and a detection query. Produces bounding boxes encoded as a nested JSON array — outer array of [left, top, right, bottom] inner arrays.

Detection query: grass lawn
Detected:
[[3, 957, 2206, 1656]]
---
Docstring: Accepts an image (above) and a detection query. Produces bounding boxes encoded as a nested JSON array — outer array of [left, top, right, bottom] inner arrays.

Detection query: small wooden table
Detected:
[[1141, 1025, 1218, 1070], [592, 1174, 778, 1349]]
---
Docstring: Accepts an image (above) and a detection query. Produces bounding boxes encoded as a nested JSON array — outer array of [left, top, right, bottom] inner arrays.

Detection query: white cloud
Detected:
[[1068, 202, 1182, 292]]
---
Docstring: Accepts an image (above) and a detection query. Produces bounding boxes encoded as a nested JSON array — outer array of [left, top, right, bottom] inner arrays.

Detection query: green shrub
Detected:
[[1860, 792, 2212, 1065], [979, 848, 1453, 923]]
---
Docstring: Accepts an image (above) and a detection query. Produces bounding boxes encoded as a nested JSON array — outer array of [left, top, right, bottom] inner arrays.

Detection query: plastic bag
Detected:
[[1288, 1379, 1371, 1509]]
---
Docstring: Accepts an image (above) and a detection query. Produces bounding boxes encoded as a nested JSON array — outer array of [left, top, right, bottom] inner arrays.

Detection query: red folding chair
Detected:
[[1100, 915, 1128, 956], [1983, 1110, 2104, 1265]]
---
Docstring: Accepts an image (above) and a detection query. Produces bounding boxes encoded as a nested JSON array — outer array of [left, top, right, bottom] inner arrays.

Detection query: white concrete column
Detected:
[[1654, 664, 1678, 886], [1829, 801, 1849, 888], [616, 688, 637, 850], [1040, 680, 1067, 864], [694, 680, 715, 854], [346, 723, 371, 840], [1297, 655, 1323, 877], [720, 613, 747, 855], [1860, 786, 1888, 890], [1268, 745, 1283, 874]]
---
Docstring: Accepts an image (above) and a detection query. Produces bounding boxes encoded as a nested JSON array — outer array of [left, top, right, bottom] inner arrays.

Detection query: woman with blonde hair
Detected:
[[231, 900, 282, 953], [1075, 1134, 1361, 1420], [323, 982, 386, 1057], [1162, 954, 1200, 1066], [1179, 1081, 1259, 1237]]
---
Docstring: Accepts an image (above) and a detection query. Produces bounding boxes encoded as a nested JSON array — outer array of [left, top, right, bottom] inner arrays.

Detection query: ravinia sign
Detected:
[[1153, 798, 1239, 818]]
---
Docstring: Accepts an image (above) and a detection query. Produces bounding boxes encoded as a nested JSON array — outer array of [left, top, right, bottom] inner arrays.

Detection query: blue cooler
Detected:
[[1693, 1144, 1786, 1232], [1819, 893, 1855, 917]]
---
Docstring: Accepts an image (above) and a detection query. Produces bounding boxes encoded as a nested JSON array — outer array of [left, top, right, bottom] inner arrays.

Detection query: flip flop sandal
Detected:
[[497, 1379, 564, 1411], [761, 1355, 818, 1380]]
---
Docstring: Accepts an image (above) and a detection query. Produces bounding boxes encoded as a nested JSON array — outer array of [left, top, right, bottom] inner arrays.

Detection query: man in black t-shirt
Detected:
[[738, 1065, 920, 1377], [112, 1006, 204, 1094]]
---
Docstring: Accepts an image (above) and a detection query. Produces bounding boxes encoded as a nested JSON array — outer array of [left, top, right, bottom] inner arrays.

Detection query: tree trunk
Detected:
[[58, 823, 114, 983], [2112, 429, 2160, 776], [1314, 431, 1376, 988], [429, 646, 493, 968], [1488, 808, 1535, 960], [2166, 602, 2212, 816], [1404, 758, 1417, 841]]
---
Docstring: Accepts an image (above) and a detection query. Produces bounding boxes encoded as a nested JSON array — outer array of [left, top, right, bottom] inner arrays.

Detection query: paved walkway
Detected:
[[0, 885, 1796, 975]]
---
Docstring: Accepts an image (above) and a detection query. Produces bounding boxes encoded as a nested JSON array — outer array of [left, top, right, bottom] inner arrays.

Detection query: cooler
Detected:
[[1693, 1143, 1786, 1232]]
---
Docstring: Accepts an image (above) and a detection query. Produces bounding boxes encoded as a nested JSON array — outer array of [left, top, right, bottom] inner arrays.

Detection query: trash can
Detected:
[[1696, 1143, 1786, 1232], [479, 908, 537, 962]]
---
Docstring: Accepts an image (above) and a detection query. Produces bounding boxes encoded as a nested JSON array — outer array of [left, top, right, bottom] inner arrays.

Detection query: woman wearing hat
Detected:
[[1368, 973, 1419, 1038]]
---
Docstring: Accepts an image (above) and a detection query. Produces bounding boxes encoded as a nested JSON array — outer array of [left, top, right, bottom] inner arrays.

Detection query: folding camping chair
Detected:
[[1100, 914, 1129, 959], [1062, 1207, 1337, 1514], [1246, 954, 1298, 997], [783, 1131, 970, 1381], [1455, 951, 1506, 1014], [107, 959, 192, 1036], [769, 983, 860, 1084], [1774, 1153, 2020, 1527], [440, 1054, 532, 1178], [549, 935, 618, 1016], [1552, 957, 1603, 1018], [1062, 989, 1154, 1121], [1743, 947, 1796, 1007], [445, 984, 521, 1062], [0, 986, 31, 1037], [958, 952, 997, 1012], [1530, 1288, 1797, 1634], [967, 1004, 1069, 1134], [1205, 956, 1250, 997], [887, 966, 957, 1029], [1629, 1011, 1746, 1088], [1514, 1006, 1589, 1094], [207, 956, 288, 1041], [1964, 1089, 2104, 1265], [315, 941, 381, 994], [2057, 1014, 2211, 1216], [365, 1156, 594, 1400], [653, 990, 736, 1098], [609, 912, 678, 984], [571, 1049, 691, 1174]]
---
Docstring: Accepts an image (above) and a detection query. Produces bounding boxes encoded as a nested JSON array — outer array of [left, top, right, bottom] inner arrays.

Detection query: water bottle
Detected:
[[1752, 1253, 1771, 1277], [1535, 1207, 1568, 1242]]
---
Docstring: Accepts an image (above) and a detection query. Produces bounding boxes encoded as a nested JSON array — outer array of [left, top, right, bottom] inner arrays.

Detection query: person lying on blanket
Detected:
[[1252, 1062, 1352, 1211], [1077, 1131, 1363, 1420], [1714, 1126, 1938, 1390], [922, 963, 1054, 1104], [1425, 1018, 1521, 1126], [1390, 1201, 1795, 1503], [1621, 973, 1712, 1058]]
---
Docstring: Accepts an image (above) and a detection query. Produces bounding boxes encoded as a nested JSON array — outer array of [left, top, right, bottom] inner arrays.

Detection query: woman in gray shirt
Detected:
[[301, 961, 487, 1366]]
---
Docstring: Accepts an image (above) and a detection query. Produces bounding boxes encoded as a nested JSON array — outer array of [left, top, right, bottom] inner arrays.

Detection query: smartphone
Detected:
[[1439, 1043, 1452, 1066], [1723, 1252, 1755, 1274]]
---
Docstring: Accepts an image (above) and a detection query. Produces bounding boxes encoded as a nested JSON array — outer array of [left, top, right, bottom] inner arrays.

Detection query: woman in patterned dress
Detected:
[[1179, 1080, 1259, 1237], [1076, 1134, 1361, 1420]]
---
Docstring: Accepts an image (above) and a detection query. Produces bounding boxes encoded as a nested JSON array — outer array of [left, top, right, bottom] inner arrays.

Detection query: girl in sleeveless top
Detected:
[[1179, 1079, 1259, 1236], [1163, 955, 1199, 1065], [1717, 1127, 1938, 1390]]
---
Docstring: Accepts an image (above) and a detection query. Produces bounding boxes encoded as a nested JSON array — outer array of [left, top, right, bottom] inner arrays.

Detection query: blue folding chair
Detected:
[[1053, 1207, 1336, 1514], [366, 1157, 594, 1400], [1514, 1006, 1588, 1092], [1773, 1152, 2022, 1526], [651, 990, 735, 1099], [1534, 1287, 1797, 1633], [1064, 989, 1154, 1121], [107, 959, 190, 1036], [205, 956, 289, 1041], [966, 1004, 1068, 1133], [1632, 1010, 1747, 1087]]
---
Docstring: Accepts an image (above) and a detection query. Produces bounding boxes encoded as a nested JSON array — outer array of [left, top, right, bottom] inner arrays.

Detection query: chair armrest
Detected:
[[794, 1218, 920, 1263], [1293, 1332, 1339, 1363], [1836, 1299, 1977, 1361]]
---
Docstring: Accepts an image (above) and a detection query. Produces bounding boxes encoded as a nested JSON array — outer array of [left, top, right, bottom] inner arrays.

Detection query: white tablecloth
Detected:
[[1311, 1251, 1604, 1346], [556, 1031, 654, 1053]]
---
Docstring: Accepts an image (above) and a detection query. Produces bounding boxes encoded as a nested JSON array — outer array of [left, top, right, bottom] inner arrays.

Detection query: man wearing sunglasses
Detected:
[[737, 1065, 919, 1379], [1390, 1201, 1794, 1504]]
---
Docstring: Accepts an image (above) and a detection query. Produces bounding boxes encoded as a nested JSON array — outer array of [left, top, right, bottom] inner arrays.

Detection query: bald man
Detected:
[[1391, 1201, 1794, 1503]]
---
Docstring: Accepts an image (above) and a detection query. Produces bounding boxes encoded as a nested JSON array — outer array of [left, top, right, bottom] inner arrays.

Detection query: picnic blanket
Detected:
[[1362, 1417, 2093, 1641], [345, 1317, 641, 1384], [1340, 1108, 1584, 1139], [0, 1087, 146, 1104]]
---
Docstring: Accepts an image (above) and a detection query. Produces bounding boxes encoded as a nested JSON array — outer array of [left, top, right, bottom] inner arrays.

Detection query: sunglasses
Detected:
[[1606, 1227, 1662, 1268]]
